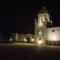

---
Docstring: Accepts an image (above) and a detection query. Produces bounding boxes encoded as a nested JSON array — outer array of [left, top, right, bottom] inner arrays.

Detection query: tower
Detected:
[[35, 7, 50, 45]]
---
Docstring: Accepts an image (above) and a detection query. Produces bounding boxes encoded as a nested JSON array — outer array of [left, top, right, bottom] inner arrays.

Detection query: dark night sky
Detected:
[[0, 0, 60, 39]]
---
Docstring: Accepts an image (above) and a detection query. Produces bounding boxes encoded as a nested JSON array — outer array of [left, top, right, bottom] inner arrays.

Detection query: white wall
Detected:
[[47, 27, 60, 41]]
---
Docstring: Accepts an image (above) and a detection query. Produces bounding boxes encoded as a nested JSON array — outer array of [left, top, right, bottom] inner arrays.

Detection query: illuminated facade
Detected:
[[35, 7, 50, 45]]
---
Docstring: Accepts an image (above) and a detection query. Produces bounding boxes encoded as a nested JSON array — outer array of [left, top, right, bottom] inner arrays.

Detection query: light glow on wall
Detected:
[[38, 22, 43, 27], [47, 33, 58, 41], [52, 34, 57, 41]]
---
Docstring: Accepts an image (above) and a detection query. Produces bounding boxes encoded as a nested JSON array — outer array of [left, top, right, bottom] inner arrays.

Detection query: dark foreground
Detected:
[[0, 43, 60, 60]]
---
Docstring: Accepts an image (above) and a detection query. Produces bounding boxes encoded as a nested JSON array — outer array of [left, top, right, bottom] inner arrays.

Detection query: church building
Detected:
[[35, 7, 60, 45]]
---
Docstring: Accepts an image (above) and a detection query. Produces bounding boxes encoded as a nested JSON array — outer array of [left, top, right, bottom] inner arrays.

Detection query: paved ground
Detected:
[[0, 43, 60, 60]]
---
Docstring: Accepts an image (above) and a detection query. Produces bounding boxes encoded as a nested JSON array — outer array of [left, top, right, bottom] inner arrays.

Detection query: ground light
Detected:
[[23, 38, 27, 42], [9, 38, 13, 42], [36, 39, 43, 45]]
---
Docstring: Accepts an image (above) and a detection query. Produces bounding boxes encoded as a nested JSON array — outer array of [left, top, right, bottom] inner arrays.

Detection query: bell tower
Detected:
[[35, 7, 50, 45]]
